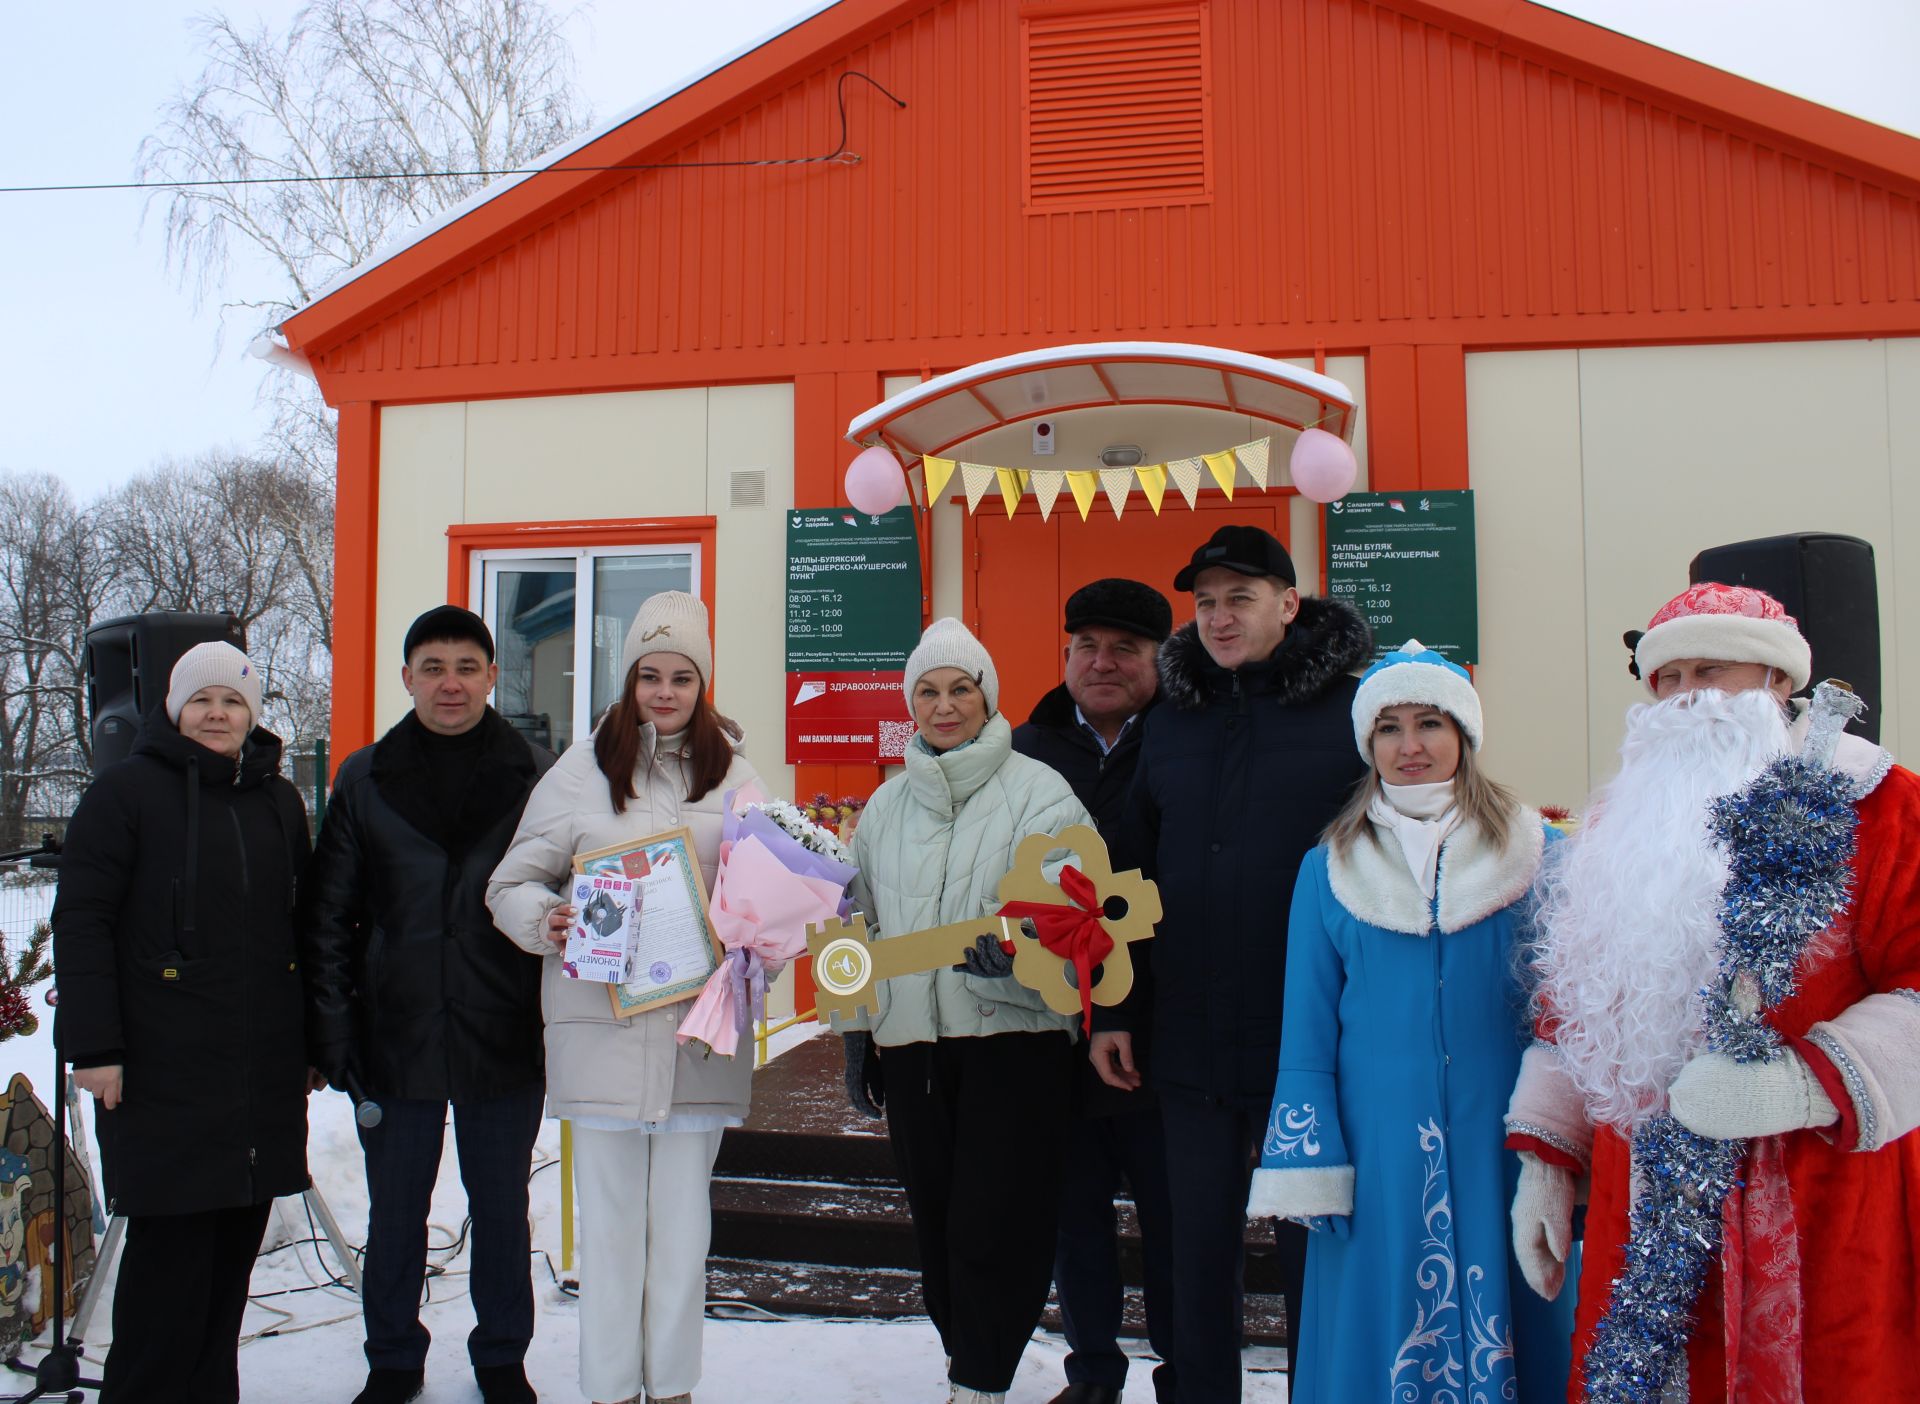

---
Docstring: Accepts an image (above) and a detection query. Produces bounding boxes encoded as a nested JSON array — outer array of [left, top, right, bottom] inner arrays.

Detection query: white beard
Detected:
[[1530, 688, 1793, 1132]]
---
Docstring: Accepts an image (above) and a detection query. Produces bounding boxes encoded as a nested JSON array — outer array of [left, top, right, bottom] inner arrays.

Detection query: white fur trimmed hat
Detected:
[[903, 617, 1000, 716], [166, 641, 263, 727], [619, 591, 713, 685], [1634, 583, 1812, 693], [1351, 638, 1482, 757]]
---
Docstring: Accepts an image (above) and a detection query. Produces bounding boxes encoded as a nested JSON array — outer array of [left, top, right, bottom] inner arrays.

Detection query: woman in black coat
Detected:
[[53, 641, 313, 1404]]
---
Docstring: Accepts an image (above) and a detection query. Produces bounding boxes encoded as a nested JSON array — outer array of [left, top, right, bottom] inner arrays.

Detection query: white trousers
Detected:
[[571, 1125, 725, 1402]]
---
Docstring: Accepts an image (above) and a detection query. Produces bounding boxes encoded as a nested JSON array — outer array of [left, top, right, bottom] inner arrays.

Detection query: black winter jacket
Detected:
[[52, 712, 312, 1217], [1113, 597, 1371, 1107], [1013, 684, 1162, 1118], [300, 709, 552, 1103]]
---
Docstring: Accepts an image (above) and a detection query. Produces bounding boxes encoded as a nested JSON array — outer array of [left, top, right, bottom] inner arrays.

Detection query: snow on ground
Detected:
[[0, 881, 1287, 1402]]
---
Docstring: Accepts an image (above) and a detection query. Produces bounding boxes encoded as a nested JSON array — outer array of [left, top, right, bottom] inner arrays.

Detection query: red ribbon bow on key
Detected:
[[996, 865, 1115, 1034]]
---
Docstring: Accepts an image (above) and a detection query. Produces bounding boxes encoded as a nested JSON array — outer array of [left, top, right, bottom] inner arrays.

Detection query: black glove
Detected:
[[842, 1033, 884, 1118], [314, 1043, 358, 1095], [952, 933, 1015, 979]]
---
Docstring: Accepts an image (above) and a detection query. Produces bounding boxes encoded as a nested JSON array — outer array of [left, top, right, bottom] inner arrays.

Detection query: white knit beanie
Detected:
[[1350, 638, 1483, 757], [903, 617, 1000, 715], [619, 591, 713, 685], [166, 642, 263, 727]]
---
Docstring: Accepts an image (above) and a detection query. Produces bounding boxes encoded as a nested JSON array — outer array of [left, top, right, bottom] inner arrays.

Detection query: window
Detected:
[[464, 539, 704, 753]]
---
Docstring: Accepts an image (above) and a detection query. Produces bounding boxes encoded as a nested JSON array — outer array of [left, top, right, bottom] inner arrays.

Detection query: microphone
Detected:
[[339, 1069, 383, 1128]]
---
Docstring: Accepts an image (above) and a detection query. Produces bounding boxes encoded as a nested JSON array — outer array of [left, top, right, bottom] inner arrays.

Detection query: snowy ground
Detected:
[[0, 873, 1287, 1403]]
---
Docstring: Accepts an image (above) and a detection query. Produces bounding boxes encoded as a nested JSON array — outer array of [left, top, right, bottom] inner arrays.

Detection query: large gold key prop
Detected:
[[807, 824, 1162, 1026]]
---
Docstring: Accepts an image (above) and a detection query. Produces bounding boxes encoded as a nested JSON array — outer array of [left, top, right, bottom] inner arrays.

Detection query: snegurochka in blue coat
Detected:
[[1247, 641, 1574, 1404]]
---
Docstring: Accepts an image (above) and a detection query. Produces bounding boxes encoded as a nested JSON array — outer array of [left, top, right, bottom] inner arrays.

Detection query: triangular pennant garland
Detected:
[[1235, 438, 1271, 490], [1029, 470, 1065, 521], [996, 468, 1028, 519], [1166, 457, 1204, 509], [1203, 450, 1237, 500], [1099, 468, 1133, 519], [960, 462, 994, 514], [1066, 471, 1099, 521], [1136, 465, 1168, 515], [922, 455, 958, 502]]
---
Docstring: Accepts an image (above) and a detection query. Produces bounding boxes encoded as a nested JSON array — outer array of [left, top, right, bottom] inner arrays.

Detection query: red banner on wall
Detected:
[[785, 672, 913, 765]]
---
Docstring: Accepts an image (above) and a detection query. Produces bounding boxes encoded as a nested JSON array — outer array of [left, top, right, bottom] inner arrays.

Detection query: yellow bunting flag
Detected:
[[1235, 437, 1272, 490], [960, 462, 994, 514], [1029, 470, 1065, 521], [1066, 471, 1099, 521], [1136, 465, 1169, 515], [1099, 468, 1133, 519], [1204, 450, 1237, 500], [1166, 457, 1204, 509], [921, 455, 958, 502], [996, 468, 1028, 519]]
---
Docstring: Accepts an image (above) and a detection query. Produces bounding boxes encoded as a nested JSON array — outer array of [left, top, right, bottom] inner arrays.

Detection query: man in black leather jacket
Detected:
[[302, 607, 553, 1404]]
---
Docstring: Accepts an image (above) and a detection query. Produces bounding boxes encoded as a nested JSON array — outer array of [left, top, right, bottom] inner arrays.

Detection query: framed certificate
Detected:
[[572, 827, 722, 1019]]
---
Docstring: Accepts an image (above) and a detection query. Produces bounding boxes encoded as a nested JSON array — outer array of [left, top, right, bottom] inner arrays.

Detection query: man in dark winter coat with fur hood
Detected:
[[302, 607, 553, 1404], [1090, 525, 1370, 1404]]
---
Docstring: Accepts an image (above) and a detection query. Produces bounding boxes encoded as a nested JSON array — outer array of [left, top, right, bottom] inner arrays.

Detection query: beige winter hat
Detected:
[[902, 617, 1000, 715], [619, 591, 713, 684], [166, 641, 263, 726]]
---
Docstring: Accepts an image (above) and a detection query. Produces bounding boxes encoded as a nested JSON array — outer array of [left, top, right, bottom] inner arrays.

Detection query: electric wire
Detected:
[[0, 73, 906, 194]]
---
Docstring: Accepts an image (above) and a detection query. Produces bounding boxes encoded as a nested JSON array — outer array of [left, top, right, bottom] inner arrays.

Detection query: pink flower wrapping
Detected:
[[676, 833, 851, 1057]]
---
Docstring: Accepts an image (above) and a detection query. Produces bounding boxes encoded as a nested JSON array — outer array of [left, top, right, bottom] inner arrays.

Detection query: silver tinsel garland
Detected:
[[1582, 685, 1862, 1403]]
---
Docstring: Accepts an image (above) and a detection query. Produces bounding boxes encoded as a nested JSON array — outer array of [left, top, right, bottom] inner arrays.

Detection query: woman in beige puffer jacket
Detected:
[[487, 592, 757, 1404]]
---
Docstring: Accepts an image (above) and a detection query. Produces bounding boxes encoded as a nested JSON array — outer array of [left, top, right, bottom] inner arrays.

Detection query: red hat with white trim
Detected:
[[1633, 583, 1812, 693]]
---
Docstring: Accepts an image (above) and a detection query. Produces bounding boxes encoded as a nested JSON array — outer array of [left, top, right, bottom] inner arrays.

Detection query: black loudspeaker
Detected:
[[1689, 533, 1880, 743], [84, 612, 246, 774]]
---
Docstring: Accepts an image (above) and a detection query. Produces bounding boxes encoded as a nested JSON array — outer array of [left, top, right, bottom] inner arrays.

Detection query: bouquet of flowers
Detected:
[[677, 783, 859, 1057]]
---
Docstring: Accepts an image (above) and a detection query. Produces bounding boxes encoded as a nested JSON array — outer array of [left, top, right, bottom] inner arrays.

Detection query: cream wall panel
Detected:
[[1885, 338, 1920, 764], [463, 389, 709, 523], [374, 403, 467, 730], [1463, 351, 1588, 810], [1576, 340, 1899, 782], [706, 383, 795, 802]]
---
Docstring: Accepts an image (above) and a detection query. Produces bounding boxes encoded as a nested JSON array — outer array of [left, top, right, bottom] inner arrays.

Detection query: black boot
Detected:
[[350, 1369, 425, 1404], [1048, 1386, 1123, 1404], [475, 1362, 538, 1404]]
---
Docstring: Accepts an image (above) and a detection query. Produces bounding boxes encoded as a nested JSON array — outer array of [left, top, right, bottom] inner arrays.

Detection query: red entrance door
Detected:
[[967, 494, 1293, 725]]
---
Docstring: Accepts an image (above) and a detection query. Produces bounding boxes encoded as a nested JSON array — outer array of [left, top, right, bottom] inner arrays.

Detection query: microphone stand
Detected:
[[2, 839, 94, 1401]]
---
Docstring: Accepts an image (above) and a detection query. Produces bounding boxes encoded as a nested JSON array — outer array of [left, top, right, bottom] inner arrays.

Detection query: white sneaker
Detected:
[[951, 1390, 1006, 1404]]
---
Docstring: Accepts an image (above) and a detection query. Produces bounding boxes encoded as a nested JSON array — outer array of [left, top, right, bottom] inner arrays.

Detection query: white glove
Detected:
[[1510, 1151, 1575, 1301], [1668, 1050, 1838, 1141]]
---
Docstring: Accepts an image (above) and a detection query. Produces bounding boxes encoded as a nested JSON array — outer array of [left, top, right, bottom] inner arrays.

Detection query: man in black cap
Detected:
[[302, 606, 554, 1404], [1092, 526, 1370, 1402], [1013, 579, 1177, 1404]]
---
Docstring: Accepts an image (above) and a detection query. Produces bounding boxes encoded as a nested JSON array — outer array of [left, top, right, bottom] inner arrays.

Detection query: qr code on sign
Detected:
[[878, 719, 915, 761]]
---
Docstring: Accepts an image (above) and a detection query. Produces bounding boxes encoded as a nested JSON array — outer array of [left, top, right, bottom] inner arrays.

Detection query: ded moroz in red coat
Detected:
[[1506, 732, 1920, 1404]]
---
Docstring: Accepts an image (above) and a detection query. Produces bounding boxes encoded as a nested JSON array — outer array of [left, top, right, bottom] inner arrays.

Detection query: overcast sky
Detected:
[[3, 0, 1917, 502]]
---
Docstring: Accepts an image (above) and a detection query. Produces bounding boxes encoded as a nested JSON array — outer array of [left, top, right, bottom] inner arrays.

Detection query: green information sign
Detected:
[[1325, 490, 1479, 664], [785, 506, 924, 671]]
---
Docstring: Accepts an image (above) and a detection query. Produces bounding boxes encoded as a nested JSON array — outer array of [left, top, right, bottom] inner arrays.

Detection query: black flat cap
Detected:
[[1173, 525, 1296, 592], [1064, 578, 1173, 643], [403, 605, 495, 662]]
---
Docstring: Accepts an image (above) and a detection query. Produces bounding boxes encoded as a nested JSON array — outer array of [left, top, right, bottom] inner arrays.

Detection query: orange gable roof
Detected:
[[283, 0, 1920, 406]]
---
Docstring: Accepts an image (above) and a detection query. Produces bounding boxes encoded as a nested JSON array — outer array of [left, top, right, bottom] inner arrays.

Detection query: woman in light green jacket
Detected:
[[841, 617, 1092, 1404]]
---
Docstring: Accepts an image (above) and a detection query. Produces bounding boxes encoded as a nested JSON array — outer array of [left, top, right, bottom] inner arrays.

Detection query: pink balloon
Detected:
[[844, 445, 908, 515], [1289, 428, 1358, 503]]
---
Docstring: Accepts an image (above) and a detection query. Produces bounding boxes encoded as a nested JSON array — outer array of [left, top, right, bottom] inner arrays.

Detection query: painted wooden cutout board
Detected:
[[807, 825, 1161, 1024], [0, 1073, 97, 1356]]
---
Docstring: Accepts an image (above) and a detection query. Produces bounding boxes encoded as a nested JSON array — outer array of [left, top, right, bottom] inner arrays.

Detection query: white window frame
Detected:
[[471, 542, 704, 746]]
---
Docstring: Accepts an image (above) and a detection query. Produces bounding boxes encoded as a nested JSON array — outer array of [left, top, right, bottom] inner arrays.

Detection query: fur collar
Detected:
[[1158, 596, 1371, 712], [1327, 807, 1547, 935], [1787, 705, 1895, 800], [1024, 681, 1160, 735], [370, 708, 541, 854]]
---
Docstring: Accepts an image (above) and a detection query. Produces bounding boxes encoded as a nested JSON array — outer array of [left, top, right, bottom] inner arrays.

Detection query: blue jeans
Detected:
[[356, 1082, 544, 1370]]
